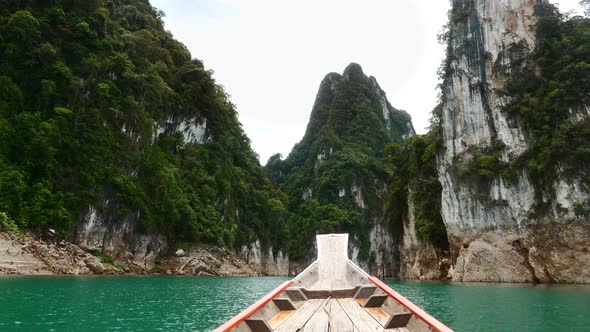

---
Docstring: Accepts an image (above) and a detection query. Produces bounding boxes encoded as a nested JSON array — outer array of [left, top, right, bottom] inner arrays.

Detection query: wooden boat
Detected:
[[215, 234, 453, 332]]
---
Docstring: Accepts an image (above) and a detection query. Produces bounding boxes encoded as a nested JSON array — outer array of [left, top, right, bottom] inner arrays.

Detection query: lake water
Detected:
[[0, 276, 589, 331]]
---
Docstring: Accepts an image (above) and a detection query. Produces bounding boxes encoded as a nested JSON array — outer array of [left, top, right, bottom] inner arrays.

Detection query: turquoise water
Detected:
[[387, 280, 590, 331], [0, 276, 589, 331]]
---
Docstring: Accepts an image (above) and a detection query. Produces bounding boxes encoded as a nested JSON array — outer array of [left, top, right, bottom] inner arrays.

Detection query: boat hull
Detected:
[[215, 234, 453, 332]]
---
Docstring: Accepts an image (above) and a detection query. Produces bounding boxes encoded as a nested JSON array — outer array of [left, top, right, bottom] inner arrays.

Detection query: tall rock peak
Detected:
[[304, 63, 414, 145], [438, 0, 590, 283], [343, 62, 365, 81], [441, 0, 539, 161], [266, 64, 415, 277]]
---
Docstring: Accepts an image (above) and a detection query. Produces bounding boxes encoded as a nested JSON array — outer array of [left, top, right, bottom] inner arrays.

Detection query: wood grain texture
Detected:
[[364, 295, 388, 308], [303, 301, 330, 332], [365, 307, 390, 327], [328, 299, 354, 332], [336, 298, 384, 332], [273, 298, 297, 311], [312, 234, 351, 290], [331, 287, 360, 299], [245, 318, 272, 332], [285, 288, 309, 301], [384, 313, 413, 329], [268, 310, 295, 330], [274, 299, 325, 332], [353, 285, 377, 299]]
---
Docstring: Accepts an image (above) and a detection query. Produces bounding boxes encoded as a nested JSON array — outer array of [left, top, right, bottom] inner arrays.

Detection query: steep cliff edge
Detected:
[[437, 0, 590, 283], [0, 0, 287, 275], [266, 63, 415, 277]]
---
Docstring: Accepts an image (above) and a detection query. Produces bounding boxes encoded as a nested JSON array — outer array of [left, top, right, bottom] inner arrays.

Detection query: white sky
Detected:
[[150, 0, 584, 164]]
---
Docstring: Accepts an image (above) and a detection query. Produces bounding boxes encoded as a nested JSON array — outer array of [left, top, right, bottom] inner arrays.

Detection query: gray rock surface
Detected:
[[401, 195, 450, 280], [84, 255, 105, 274], [436, 0, 590, 283]]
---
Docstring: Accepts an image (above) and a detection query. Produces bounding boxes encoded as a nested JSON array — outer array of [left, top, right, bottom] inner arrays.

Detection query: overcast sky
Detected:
[[150, 0, 584, 164]]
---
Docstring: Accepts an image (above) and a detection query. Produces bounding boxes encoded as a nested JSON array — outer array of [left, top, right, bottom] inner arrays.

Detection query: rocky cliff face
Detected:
[[267, 63, 415, 277], [401, 193, 450, 280], [71, 117, 288, 276], [237, 240, 289, 276], [0, 0, 288, 276], [437, 0, 590, 283], [71, 201, 167, 271]]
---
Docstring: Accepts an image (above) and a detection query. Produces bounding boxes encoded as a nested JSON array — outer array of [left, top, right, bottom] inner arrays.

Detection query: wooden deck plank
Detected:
[[268, 310, 295, 329], [274, 299, 325, 332], [303, 300, 330, 332], [364, 307, 390, 327], [328, 299, 354, 332], [337, 298, 384, 332]]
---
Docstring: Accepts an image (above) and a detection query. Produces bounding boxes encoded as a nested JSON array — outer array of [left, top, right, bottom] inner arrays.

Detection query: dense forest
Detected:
[[0, 0, 287, 252], [507, 2, 590, 209], [385, 0, 590, 254], [0, 0, 588, 269], [265, 63, 417, 262]]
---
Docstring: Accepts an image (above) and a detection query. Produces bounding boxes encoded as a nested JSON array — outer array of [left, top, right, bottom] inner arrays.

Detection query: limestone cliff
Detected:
[[436, 0, 590, 283], [266, 63, 415, 277], [0, 0, 287, 275], [400, 192, 450, 280]]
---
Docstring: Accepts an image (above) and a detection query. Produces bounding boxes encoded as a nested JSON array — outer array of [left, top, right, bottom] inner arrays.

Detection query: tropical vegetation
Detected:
[[0, 0, 287, 251]]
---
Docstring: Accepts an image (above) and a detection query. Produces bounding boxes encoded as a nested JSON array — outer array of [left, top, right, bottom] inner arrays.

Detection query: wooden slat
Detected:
[[385, 313, 413, 329], [354, 285, 377, 299], [301, 288, 360, 299], [336, 298, 384, 332], [214, 280, 293, 332], [274, 299, 325, 332], [303, 300, 330, 332], [328, 299, 354, 332], [245, 318, 272, 332], [312, 234, 350, 290], [273, 298, 297, 310], [268, 310, 295, 329], [285, 288, 308, 301], [302, 289, 332, 299], [365, 307, 390, 327], [369, 276, 454, 332], [364, 295, 388, 308], [332, 287, 360, 299]]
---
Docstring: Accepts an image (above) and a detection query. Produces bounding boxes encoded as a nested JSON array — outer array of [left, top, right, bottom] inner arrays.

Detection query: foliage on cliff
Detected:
[[507, 2, 590, 194], [385, 106, 448, 249], [265, 63, 415, 261], [440, 0, 589, 210], [0, 0, 287, 251]]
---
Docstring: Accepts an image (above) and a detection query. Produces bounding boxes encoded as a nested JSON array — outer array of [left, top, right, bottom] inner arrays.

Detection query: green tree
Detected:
[[0, 0, 288, 253]]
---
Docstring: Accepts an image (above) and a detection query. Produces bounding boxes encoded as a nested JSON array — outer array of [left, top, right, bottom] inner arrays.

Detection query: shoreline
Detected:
[[2, 232, 588, 285], [0, 231, 266, 277]]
